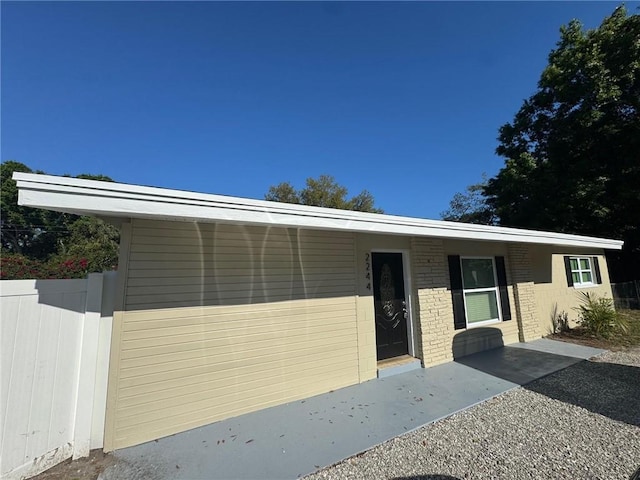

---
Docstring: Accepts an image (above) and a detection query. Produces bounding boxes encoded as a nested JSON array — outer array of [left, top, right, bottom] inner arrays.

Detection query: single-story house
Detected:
[[13, 172, 623, 452]]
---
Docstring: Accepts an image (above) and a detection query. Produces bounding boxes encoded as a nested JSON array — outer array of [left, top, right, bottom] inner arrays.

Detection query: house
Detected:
[[13, 172, 623, 452]]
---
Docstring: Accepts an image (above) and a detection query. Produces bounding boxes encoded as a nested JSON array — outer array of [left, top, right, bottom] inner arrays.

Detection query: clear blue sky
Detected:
[[2, 1, 635, 219]]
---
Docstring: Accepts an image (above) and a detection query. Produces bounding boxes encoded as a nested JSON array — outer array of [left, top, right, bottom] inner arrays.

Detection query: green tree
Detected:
[[265, 181, 300, 204], [484, 6, 640, 278], [440, 176, 497, 225], [266, 174, 383, 213], [1, 161, 120, 278], [0, 161, 61, 259]]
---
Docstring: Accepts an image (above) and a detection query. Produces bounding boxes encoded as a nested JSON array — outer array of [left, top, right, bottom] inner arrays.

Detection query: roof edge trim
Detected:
[[13, 172, 624, 250]]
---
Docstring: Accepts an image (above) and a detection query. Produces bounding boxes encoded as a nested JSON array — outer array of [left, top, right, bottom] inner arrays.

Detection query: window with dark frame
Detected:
[[448, 255, 511, 330], [563, 256, 602, 287], [460, 257, 502, 326]]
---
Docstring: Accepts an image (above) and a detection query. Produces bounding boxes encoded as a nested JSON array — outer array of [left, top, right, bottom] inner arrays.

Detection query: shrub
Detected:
[[0, 253, 47, 279], [45, 256, 91, 279], [1, 253, 97, 280], [574, 291, 629, 338]]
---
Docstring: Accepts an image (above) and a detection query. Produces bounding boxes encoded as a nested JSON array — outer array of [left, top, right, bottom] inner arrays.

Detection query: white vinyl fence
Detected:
[[0, 272, 116, 480]]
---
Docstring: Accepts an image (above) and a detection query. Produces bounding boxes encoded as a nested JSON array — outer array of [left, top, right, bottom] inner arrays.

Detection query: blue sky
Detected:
[[2, 1, 635, 219]]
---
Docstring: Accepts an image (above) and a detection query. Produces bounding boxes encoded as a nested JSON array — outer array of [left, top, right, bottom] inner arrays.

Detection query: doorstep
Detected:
[[377, 354, 422, 378]]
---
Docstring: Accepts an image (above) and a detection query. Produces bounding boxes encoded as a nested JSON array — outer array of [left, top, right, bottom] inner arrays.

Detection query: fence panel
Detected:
[[0, 274, 114, 480], [611, 280, 640, 310]]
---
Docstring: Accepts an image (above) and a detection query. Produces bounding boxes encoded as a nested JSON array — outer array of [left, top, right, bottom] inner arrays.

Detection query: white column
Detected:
[[72, 273, 104, 459]]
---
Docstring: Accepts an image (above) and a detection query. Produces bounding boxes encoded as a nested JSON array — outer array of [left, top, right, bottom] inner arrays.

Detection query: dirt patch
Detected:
[[548, 308, 640, 351], [547, 330, 623, 350], [29, 449, 115, 480]]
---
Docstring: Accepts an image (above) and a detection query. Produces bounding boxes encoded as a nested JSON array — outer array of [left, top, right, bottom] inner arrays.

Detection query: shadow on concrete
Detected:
[[455, 344, 640, 428], [454, 345, 583, 385], [391, 476, 461, 480], [452, 327, 504, 359], [523, 359, 640, 427]]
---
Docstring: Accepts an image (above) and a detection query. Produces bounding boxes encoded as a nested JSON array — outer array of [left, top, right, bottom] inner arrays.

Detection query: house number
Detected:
[[364, 253, 371, 290]]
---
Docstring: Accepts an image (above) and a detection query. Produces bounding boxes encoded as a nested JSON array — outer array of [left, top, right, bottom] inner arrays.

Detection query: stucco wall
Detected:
[[530, 246, 613, 334]]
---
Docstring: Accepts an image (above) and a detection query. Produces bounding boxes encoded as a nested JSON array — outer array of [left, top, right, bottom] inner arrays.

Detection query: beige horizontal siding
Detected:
[[107, 219, 359, 450], [114, 368, 358, 449], [125, 272, 355, 287], [124, 222, 355, 311]]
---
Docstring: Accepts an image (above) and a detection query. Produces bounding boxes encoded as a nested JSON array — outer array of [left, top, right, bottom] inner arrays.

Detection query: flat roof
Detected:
[[13, 172, 623, 250]]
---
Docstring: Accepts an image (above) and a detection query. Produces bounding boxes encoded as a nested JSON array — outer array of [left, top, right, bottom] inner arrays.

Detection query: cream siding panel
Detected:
[[114, 368, 359, 449], [107, 220, 358, 450]]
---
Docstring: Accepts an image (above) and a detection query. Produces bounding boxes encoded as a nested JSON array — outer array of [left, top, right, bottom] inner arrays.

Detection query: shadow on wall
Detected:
[[530, 246, 554, 285], [31, 278, 89, 313], [452, 327, 504, 359], [524, 359, 640, 427], [31, 272, 117, 314], [123, 223, 361, 311]]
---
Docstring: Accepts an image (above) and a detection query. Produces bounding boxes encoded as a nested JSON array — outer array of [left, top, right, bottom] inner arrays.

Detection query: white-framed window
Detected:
[[460, 257, 502, 327], [569, 256, 595, 287]]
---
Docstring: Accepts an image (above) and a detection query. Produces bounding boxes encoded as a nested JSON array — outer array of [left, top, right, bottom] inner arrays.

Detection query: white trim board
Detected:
[[13, 172, 623, 250]]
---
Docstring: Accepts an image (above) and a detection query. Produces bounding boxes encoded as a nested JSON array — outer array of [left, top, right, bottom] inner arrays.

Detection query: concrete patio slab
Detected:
[[509, 337, 605, 359], [103, 339, 605, 480]]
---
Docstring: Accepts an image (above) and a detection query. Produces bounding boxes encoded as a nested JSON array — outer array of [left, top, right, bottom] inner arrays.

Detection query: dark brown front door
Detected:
[[372, 252, 409, 360]]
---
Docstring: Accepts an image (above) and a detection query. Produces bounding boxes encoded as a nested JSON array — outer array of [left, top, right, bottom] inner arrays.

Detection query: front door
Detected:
[[372, 252, 409, 360]]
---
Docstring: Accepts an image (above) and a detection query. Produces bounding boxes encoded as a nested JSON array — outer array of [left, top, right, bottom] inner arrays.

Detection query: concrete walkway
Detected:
[[102, 339, 604, 480]]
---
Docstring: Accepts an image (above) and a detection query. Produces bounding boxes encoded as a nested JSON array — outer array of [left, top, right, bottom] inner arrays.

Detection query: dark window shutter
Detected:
[[564, 256, 574, 287], [592, 257, 602, 284], [447, 255, 466, 330], [494, 256, 512, 321]]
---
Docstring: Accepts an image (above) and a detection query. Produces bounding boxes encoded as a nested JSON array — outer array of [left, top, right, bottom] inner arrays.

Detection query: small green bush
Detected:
[[574, 291, 629, 338]]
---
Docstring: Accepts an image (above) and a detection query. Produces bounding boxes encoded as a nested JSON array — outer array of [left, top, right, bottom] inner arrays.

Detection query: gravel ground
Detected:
[[304, 349, 640, 480], [591, 345, 640, 367]]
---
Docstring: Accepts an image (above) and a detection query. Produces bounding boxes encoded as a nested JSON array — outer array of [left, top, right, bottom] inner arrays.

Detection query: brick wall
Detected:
[[412, 238, 536, 366], [411, 238, 455, 366], [506, 243, 541, 342]]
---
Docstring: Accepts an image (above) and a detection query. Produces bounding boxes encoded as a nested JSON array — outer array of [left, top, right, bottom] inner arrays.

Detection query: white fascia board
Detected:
[[13, 172, 624, 250]]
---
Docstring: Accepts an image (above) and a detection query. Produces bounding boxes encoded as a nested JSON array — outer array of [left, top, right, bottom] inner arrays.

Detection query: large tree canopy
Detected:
[[483, 6, 640, 278], [486, 7, 639, 237], [266, 174, 383, 213]]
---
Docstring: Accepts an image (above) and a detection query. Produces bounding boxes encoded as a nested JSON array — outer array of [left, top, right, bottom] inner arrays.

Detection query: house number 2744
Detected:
[[364, 253, 371, 290]]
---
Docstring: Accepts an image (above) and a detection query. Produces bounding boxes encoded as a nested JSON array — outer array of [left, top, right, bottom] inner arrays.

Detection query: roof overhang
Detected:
[[13, 172, 624, 250]]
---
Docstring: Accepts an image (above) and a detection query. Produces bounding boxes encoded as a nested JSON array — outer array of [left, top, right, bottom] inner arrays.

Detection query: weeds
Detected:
[[551, 304, 570, 334]]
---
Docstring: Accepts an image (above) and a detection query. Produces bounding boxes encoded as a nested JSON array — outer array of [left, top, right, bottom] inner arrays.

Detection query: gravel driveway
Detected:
[[304, 348, 640, 480]]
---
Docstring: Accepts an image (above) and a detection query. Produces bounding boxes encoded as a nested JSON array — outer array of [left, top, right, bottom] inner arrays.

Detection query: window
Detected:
[[570, 257, 593, 286], [564, 256, 601, 287], [448, 255, 511, 330], [460, 257, 501, 326]]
